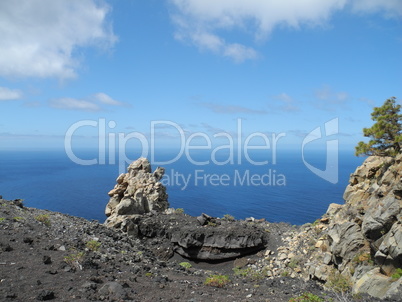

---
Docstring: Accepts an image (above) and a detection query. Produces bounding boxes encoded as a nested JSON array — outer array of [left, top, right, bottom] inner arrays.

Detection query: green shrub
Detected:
[[175, 208, 184, 214], [0, 217, 5, 222], [204, 274, 230, 288], [233, 267, 249, 277], [312, 219, 320, 226], [326, 270, 352, 293], [64, 251, 85, 270], [207, 221, 217, 227], [289, 292, 324, 302], [353, 252, 371, 264], [391, 268, 402, 281], [287, 257, 301, 269], [281, 271, 290, 277], [86, 240, 101, 251], [35, 214, 51, 226], [233, 267, 266, 281], [179, 262, 192, 270], [223, 214, 235, 221], [13, 216, 23, 221]]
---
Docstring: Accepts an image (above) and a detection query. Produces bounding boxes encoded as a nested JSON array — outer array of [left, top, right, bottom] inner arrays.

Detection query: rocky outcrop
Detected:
[[138, 213, 269, 261], [339, 155, 402, 271], [102, 155, 402, 298], [298, 155, 402, 299], [327, 222, 365, 265], [104, 158, 269, 261], [239, 154, 402, 300], [105, 158, 169, 229]]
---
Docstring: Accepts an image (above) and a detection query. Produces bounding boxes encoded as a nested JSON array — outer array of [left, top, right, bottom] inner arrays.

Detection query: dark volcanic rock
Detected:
[[36, 290, 55, 301], [171, 221, 267, 260], [42, 255, 52, 265], [137, 212, 269, 261]]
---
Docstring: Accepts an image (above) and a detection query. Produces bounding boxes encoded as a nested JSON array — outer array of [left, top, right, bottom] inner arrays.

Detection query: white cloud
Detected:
[[170, 0, 348, 61], [315, 85, 349, 102], [223, 43, 258, 63], [201, 102, 267, 115], [313, 85, 349, 111], [49, 92, 127, 111], [175, 28, 258, 62], [351, 0, 402, 17], [0, 0, 117, 79], [170, 0, 401, 62], [0, 86, 23, 100], [271, 93, 300, 112], [49, 98, 101, 112], [93, 93, 123, 106]]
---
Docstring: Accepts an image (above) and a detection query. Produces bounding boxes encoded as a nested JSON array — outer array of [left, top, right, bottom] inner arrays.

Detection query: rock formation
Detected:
[[105, 157, 169, 229], [304, 155, 402, 299], [139, 213, 269, 260], [103, 156, 402, 298], [239, 155, 402, 300], [104, 158, 269, 261]]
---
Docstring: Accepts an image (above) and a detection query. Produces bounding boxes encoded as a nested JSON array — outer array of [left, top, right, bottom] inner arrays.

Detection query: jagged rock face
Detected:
[[342, 155, 402, 264], [304, 154, 402, 299], [327, 222, 365, 264], [362, 194, 400, 240], [377, 223, 402, 267], [104, 158, 169, 228]]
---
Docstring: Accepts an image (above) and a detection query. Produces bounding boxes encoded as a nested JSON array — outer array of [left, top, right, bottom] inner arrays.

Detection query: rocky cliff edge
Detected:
[[103, 156, 402, 300], [285, 155, 402, 299]]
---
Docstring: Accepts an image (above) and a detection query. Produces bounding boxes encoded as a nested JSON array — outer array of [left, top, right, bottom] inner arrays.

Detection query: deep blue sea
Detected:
[[0, 149, 364, 225]]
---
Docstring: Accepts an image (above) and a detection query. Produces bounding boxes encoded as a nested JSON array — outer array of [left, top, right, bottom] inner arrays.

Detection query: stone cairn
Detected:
[[105, 158, 169, 231]]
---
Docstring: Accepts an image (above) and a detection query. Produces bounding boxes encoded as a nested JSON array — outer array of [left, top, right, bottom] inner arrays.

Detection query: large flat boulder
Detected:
[[170, 222, 267, 260], [137, 213, 269, 261]]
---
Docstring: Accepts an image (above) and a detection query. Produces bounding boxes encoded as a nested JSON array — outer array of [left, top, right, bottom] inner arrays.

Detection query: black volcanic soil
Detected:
[[0, 198, 387, 302]]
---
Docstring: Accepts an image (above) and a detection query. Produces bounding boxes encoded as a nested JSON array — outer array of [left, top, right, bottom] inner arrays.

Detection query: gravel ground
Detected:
[[0, 198, 391, 302]]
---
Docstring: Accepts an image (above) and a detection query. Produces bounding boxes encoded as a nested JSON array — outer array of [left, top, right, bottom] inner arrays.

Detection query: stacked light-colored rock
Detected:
[[104, 158, 168, 229]]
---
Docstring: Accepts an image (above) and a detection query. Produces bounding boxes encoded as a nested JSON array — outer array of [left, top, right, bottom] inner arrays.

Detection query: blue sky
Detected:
[[0, 0, 401, 154]]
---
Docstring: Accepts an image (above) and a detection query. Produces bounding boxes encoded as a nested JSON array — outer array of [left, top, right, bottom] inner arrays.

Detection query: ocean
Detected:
[[0, 149, 364, 225]]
